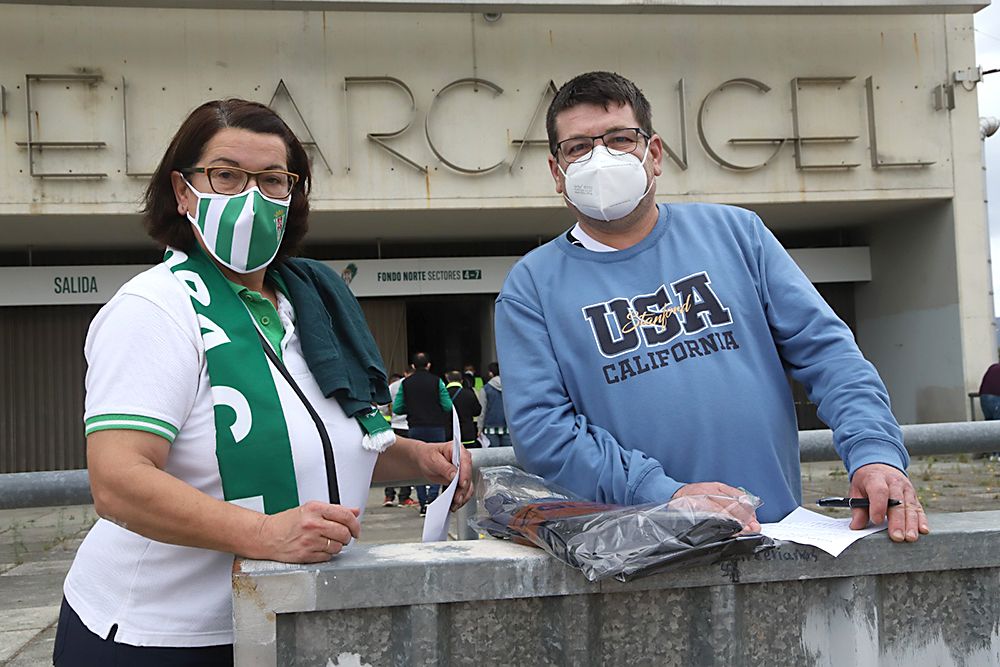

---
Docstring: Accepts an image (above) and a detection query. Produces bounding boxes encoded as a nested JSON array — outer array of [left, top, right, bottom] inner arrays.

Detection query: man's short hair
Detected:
[[412, 352, 431, 368], [445, 370, 463, 383], [545, 71, 654, 155], [487, 362, 500, 377]]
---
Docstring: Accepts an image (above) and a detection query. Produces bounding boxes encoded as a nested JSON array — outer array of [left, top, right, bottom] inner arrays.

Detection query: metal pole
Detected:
[[3, 421, 1000, 510], [0, 470, 92, 510]]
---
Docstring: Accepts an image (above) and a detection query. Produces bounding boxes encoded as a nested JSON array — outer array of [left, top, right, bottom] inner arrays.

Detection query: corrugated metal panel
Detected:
[[0, 300, 406, 472], [0, 305, 98, 473], [358, 299, 408, 377]]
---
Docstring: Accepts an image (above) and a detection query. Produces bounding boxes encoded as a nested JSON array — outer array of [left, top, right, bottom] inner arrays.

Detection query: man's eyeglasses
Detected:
[[554, 128, 650, 164], [181, 166, 299, 199]]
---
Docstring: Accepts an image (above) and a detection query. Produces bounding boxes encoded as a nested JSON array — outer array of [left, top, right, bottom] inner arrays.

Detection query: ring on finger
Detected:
[[325, 538, 331, 551]]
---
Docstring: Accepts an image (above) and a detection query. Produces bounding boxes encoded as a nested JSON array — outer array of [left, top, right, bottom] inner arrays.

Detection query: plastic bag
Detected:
[[472, 466, 774, 582]]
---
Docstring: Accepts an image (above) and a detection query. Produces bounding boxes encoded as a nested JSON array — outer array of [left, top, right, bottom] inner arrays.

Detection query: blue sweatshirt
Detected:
[[495, 203, 908, 523]]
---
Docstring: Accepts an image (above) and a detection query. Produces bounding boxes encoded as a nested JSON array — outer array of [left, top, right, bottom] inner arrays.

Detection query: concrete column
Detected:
[[945, 14, 999, 411]]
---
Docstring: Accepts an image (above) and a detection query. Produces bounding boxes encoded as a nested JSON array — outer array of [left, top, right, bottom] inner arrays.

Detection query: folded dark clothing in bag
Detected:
[[478, 487, 773, 582]]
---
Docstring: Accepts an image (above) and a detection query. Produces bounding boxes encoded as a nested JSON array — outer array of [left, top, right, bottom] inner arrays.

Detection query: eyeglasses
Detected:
[[554, 128, 649, 164], [181, 166, 299, 199]]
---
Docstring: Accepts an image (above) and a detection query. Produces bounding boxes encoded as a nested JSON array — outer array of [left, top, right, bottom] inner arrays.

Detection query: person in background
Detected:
[[479, 362, 511, 448], [979, 362, 1000, 419], [393, 352, 453, 515], [461, 364, 482, 391], [445, 370, 483, 449], [383, 372, 417, 507], [978, 362, 1000, 460], [377, 373, 397, 425]]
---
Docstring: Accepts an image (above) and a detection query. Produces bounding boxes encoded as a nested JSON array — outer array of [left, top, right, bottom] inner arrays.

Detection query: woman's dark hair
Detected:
[[142, 99, 311, 262], [545, 71, 654, 154]]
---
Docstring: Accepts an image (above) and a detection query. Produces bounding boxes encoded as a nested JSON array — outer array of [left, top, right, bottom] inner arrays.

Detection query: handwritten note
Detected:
[[759, 506, 886, 557]]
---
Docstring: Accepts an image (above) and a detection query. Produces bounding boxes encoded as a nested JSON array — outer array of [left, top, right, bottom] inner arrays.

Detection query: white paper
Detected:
[[421, 408, 462, 542], [759, 506, 887, 557]]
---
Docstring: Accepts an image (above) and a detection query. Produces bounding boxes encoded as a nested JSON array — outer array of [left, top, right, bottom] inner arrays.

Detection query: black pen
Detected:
[[816, 497, 902, 509]]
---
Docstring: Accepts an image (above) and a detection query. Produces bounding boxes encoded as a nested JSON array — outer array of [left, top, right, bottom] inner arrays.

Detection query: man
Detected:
[[383, 371, 418, 507], [393, 352, 453, 515], [495, 71, 928, 542], [478, 362, 511, 448], [445, 370, 483, 448]]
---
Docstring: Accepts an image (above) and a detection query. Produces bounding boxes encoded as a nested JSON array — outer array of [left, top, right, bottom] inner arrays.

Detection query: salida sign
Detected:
[[53, 275, 99, 294]]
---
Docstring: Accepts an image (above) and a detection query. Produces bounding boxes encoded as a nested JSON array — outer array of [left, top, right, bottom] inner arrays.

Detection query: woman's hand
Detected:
[[415, 441, 475, 511], [254, 501, 361, 563], [87, 430, 360, 561], [371, 436, 474, 510]]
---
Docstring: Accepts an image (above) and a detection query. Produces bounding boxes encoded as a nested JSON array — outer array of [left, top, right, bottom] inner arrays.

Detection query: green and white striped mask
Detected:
[[185, 180, 291, 274]]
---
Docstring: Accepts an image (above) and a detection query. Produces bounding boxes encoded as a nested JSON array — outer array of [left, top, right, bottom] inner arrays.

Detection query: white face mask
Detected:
[[184, 179, 291, 274], [559, 144, 653, 222]]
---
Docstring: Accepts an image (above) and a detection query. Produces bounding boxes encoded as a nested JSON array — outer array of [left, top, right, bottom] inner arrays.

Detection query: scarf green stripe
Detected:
[[166, 244, 300, 514]]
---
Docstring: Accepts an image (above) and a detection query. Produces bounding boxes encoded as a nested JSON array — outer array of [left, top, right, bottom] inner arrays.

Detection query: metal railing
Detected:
[[2, 420, 999, 511]]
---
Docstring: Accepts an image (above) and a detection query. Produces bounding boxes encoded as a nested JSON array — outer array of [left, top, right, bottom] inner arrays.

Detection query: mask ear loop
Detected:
[[636, 138, 651, 166], [182, 175, 212, 198], [181, 176, 202, 227], [632, 139, 655, 203], [557, 156, 574, 208], [637, 148, 654, 200]]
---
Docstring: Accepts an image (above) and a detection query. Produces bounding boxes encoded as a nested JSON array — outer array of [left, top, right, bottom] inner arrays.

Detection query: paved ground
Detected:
[[1, 455, 997, 665]]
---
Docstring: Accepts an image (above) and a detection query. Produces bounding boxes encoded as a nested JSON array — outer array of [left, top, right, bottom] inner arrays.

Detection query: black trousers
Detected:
[[53, 597, 234, 666]]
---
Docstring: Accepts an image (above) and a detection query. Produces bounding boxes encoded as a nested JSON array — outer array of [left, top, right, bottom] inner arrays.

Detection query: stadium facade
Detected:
[[0, 0, 993, 470]]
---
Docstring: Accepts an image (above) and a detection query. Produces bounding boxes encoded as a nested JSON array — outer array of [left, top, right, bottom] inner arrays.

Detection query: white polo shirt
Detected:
[[64, 263, 377, 647]]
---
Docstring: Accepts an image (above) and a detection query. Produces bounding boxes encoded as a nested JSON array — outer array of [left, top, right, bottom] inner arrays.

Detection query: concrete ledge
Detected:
[[233, 511, 1000, 665]]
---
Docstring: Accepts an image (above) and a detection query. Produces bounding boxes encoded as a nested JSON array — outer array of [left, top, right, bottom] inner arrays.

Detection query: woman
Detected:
[[53, 99, 473, 665]]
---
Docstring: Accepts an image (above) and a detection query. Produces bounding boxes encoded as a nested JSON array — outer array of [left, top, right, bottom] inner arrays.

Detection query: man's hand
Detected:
[[416, 441, 475, 511], [672, 481, 761, 532], [849, 463, 929, 542]]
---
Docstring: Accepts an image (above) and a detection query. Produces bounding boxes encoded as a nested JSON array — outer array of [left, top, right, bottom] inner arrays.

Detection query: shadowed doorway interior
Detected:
[[405, 296, 487, 378]]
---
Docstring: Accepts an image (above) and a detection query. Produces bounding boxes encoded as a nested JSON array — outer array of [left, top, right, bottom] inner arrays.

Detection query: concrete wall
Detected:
[[233, 510, 1000, 666], [945, 15, 1000, 411], [855, 203, 966, 423]]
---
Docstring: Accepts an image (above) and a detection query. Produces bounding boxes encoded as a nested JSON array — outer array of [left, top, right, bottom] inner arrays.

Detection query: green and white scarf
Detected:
[[165, 244, 303, 514]]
